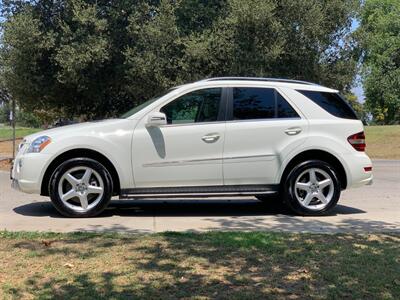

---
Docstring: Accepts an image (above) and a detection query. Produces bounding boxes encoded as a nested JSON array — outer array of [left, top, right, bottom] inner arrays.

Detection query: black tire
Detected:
[[49, 158, 113, 217], [282, 160, 340, 216]]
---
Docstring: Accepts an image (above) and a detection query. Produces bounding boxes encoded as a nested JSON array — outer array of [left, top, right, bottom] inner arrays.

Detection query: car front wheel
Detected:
[[49, 158, 113, 217], [283, 160, 340, 216]]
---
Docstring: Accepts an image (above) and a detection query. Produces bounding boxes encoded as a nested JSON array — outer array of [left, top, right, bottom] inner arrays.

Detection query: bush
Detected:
[[16, 110, 41, 128], [0, 103, 11, 125]]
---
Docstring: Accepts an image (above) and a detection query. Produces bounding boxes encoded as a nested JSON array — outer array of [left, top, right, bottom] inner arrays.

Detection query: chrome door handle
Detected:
[[201, 133, 220, 143], [285, 127, 302, 136]]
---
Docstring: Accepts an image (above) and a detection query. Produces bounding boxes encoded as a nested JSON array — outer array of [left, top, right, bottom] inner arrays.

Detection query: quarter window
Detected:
[[161, 88, 222, 124], [297, 90, 358, 120], [232, 87, 299, 120]]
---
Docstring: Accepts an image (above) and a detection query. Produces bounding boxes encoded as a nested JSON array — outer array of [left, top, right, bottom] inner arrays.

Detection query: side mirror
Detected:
[[146, 112, 167, 127]]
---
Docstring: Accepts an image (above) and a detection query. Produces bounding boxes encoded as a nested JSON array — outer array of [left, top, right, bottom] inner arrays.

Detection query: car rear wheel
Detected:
[[283, 160, 340, 216], [49, 158, 113, 217]]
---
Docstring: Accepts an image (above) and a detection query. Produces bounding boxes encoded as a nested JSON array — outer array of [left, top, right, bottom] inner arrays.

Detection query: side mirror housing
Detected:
[[146, 112, 167, 127]]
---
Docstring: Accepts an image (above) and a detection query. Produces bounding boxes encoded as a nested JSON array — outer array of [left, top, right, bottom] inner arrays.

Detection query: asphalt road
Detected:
[[0, 160, 399, 233]]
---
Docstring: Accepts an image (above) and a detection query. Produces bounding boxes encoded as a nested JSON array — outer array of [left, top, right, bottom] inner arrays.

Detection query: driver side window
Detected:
[[160, 88, 222, 124]]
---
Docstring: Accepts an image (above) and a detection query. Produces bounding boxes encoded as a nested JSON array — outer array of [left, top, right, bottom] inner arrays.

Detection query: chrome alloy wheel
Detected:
[[58, 166, 104, 212], [294, 167, 334, 211]]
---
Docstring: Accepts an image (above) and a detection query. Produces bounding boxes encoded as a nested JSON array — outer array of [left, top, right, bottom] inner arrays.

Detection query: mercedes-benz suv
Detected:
[[11, 77, 373, 217]]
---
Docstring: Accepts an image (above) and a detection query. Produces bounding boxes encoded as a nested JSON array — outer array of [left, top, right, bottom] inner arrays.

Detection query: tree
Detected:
[[357, 0, 400, 124], [1, 0, 140, 119], [344, 93, 369, 124], [0, 0, 361, 120]]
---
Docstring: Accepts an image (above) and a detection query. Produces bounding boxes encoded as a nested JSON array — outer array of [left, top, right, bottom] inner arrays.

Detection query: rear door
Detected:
[[223, 86, 308, 185]]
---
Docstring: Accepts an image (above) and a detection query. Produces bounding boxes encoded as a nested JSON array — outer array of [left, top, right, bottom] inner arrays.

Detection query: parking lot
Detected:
[[0, 160, 399, 233]]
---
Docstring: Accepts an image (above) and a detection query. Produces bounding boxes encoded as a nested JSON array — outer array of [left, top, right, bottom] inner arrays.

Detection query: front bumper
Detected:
[[11, 153, 52, 194], [11, 178, 21, 191]]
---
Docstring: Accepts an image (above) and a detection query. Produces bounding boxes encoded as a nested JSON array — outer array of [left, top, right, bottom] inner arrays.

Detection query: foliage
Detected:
[[0, 102, 11, 124], [357, 0, 400, 124], [0, 0, 360, 119], [344, 93, 368, 124], [16, 109, 41, 128], [0, 101, 42, 127]]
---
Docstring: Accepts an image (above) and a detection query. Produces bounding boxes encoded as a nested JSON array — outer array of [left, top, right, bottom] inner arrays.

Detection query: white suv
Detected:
[[11, 77, 373, 217]]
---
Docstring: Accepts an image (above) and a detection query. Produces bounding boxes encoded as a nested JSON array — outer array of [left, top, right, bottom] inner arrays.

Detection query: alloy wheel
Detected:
[[57, 166, 104, 212], [293, 167, 335, 211]]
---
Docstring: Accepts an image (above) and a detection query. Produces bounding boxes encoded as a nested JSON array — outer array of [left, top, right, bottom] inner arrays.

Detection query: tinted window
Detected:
[[297, 90, 358, 119], [232, 87, 299, 120], [277, 93, 299, 118], [233, 88, 275, 120], [161, 88, 221, 124]]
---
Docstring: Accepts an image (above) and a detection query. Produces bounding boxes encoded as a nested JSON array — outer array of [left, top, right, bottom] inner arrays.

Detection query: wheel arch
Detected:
[[40, 148, 121, 196], [279, 149, 347, 190]]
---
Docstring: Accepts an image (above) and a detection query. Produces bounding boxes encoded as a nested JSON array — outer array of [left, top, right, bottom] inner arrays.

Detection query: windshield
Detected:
[[120, 89, 175, 118]]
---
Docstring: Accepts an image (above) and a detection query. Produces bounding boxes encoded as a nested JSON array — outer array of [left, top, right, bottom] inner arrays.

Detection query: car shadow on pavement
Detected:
[[13, 198, 366, 218]]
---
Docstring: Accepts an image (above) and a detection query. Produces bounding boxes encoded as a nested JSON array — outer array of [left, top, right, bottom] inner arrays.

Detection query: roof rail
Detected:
[[201, 77, 317, 86]]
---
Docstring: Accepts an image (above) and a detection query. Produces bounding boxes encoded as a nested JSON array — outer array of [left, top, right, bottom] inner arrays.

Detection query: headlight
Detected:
[[17, 139, 26, 153], [27, 136, 52, 153]]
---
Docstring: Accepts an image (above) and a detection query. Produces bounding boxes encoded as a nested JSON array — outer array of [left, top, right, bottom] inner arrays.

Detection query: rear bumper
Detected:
[[342, 152, 373, 189], [356, 174, 373, 187]]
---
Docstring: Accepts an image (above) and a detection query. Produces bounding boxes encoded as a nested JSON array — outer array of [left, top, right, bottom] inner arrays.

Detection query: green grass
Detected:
[[365, 125, 400, 159], [0, 126, 42, 141], [0, 231, 399, 299]]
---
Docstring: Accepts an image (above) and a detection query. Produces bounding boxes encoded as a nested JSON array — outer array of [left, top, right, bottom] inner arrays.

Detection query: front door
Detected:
[[132, 87, 226, 187]]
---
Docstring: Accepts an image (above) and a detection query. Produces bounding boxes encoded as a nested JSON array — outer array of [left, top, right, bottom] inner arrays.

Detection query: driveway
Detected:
[[0, 160, 399, 233]]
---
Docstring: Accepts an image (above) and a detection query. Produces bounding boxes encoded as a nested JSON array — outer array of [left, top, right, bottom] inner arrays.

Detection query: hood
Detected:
[[24, 119, 135, 142]]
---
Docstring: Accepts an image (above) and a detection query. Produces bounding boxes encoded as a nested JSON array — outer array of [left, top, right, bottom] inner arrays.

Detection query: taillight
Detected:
[[364, 166, 372, 172], [348, 131, 366, 151]]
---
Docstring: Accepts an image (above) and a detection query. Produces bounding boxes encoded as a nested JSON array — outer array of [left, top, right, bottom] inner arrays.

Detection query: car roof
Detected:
[[177, 77, 339, 93]]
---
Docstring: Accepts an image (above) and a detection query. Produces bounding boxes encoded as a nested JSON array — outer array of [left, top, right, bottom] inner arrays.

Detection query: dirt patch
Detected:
[[0, 139, 22, 157], [0, 139, 21, 171], [0, 159, 11, 171]]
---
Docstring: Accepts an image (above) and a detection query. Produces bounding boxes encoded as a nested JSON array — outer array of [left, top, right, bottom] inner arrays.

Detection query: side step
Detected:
[[120, 184, 279, 198]]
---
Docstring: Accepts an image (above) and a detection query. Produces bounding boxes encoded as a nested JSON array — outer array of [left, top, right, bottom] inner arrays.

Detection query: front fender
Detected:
[[40, 135, 133, 189]]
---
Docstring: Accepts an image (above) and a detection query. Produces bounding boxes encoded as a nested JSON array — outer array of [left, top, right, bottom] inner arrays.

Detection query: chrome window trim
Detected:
[[157, 117, 302, 127], [158, 120, 226, 128], [225, 117, 302, 124]]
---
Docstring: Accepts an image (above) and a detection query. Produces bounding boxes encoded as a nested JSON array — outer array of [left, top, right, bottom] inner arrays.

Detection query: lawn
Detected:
[[0, 231, 399, 299], [0, 126, 42, 141], [365, 125, 400, 159]]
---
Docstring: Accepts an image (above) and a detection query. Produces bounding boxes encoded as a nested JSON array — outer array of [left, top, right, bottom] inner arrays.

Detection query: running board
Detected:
[[120, 184, 279, 199]]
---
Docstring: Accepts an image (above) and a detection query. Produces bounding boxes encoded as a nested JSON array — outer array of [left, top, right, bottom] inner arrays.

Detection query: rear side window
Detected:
[[297, 90, 358, 120], [232, 87, 299, 120]]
